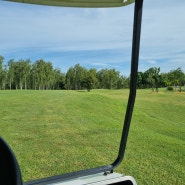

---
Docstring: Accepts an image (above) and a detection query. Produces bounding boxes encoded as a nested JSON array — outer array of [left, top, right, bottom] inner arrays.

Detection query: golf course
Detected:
[[0, 89, 184, 184]]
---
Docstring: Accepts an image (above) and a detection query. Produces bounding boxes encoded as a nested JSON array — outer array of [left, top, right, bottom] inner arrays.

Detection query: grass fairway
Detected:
[[0, 89, 184, 184]]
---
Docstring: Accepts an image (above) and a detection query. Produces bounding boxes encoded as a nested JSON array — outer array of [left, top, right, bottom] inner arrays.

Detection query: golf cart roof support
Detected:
[[112, 0, 143, 168], [2, 0, 143, 184]]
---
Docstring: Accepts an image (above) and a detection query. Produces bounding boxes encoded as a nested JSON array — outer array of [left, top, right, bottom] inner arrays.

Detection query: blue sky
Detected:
[[0, 0, 185, 76]]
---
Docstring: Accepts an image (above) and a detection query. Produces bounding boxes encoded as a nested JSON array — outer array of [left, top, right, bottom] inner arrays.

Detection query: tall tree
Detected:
[[13, 61, 21, 89], [34, 59, 47, 90], [44, 61, 54, 90], [23, 59, 31, 90], [1, 65, 8, 90], [73, 64, 87, 90], [53, 68, 65, 90], [144, 67, 160, 92], [7, 59, 15, 90], [117, 75, 129, 89], [88, 68, 98, 89], [96, 69, 109, 89], [30, 62, 39, 90], [108, 69, 120, 89], [65, 67, 75, 90], [12, 59, 31, 90], [82, 70, 96, 92], [0, 55, 4, 89], [65, 64, 87, 90], [137, 72, 143, 88], [168, 68, 185, 91], [97, 68, 120, 89]]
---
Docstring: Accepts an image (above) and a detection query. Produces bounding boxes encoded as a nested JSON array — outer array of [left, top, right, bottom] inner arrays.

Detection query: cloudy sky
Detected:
[[0, 0, 185, 76]]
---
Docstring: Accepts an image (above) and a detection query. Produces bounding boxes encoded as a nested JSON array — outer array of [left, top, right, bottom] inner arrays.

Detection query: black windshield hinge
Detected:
[[103, 170, 113, 176]]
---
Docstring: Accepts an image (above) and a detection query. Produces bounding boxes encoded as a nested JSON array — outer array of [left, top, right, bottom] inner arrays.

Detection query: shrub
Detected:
[[166, 86, 173, 91]]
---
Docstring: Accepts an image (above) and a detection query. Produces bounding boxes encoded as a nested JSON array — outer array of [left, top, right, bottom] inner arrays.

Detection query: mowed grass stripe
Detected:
[[0, 89, 184, 184], [0, 90, 124, 180]]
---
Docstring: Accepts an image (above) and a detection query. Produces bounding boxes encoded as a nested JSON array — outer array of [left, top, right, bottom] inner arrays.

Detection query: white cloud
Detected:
[[0, 1, 134, 51], [147, 60, 157, 65]]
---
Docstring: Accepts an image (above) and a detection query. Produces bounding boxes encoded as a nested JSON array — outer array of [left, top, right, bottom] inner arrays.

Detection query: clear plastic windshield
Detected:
[[0, 0, 136, 182]]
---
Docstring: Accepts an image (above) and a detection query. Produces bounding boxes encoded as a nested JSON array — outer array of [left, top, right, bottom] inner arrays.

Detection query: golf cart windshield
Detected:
[[1, 0, 143, 184]]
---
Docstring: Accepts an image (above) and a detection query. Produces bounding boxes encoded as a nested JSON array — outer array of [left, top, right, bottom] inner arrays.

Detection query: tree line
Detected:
[[0, 56, 129, 91], [137, 67, 185, 92], [0, 55, 185, 91]]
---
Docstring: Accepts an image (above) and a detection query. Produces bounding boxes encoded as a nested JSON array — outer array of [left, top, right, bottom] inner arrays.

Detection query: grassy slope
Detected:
[[119, 90, 185, 184], [0, 89, 184, 184]]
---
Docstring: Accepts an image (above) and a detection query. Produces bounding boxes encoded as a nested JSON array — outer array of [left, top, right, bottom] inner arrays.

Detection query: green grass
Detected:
[[0, 89, 184, 184]]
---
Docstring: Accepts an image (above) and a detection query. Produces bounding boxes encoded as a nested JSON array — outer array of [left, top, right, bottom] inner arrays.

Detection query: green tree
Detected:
[[117, 75, 129, 89], [97, 69, 109, 89], [145, 67, 160, 92], [13, 61, 21, 89], [108, 69, 120, 89], [7, 59, 15, 90], [160, 72, 170, 87], [97, 68, 120, 89], [137, 72, 143, 88], [0, 55, 5, 89], [44, 61, 54, 90], [12, 59, 31, 90], [65, 67, 75, 90], [82, 71, 95, 92], [30, 62, 39, 90], [73, 64, 87, 90], [88, 68, 98, 89], [19, 59, 31, 90], [65, 64, 87, 90], [34, 59, 47, 90], [1, 65, 8, 90], [53, 68, 65, 90], [168, 68, 185, 92]]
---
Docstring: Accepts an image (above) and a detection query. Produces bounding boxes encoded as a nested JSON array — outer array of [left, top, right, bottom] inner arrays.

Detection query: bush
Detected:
[[166, 86, 173, 91]]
